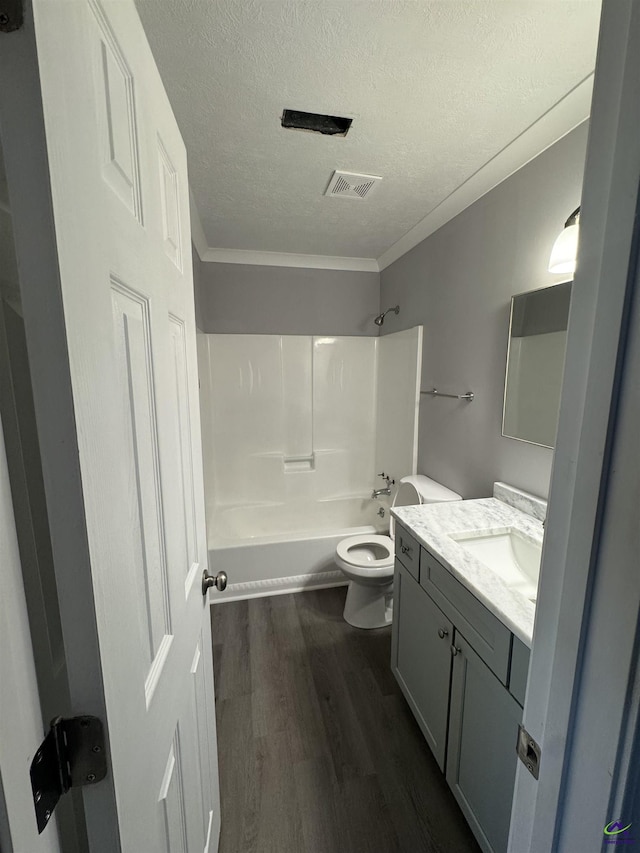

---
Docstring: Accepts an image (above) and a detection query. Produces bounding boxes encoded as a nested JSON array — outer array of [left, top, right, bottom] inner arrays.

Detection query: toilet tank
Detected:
[[390, 475, 461, 539]]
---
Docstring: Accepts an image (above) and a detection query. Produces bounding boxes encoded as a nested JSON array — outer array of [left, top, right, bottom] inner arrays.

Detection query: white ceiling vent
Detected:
[[325, 170, 382, 200]]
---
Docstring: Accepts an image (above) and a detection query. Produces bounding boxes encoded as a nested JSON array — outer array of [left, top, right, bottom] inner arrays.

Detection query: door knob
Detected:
[[202, 569, 227, 596], [438, 628, 449, 639]]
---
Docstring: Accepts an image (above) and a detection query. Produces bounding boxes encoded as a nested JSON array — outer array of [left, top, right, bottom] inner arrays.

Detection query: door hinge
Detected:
[[516, 724, 541, 780], [30, 715, 108, 834], [0, 0, 23, 32]]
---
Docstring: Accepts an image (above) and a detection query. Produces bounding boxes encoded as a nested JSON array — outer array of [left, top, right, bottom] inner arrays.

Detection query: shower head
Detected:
[[374, 305, 399, 326]]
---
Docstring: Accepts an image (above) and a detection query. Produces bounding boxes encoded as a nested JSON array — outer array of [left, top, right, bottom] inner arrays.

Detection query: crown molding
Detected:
[[189, 193, 378, 270], [376, 74, 594, 271], [198, 247, 379, 272]]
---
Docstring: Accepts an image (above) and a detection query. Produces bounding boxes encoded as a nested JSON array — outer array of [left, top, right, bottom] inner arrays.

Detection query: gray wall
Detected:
[[192, 253, 380, 336], [380, 122, 589, 499]]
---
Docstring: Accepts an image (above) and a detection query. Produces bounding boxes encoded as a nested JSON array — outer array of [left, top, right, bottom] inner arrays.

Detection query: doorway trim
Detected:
[[509, 1, 640, 849]]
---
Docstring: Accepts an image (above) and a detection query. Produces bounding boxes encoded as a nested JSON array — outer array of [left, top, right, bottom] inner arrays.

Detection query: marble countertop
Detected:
[[391, 497, 543, 647]]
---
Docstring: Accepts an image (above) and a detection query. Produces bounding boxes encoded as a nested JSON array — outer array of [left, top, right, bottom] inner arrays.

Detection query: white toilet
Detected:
[[335, 475, 462, 629]]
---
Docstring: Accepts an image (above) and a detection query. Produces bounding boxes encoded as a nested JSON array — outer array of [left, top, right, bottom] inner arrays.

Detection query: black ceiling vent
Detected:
[[281, 110, 352, 137]]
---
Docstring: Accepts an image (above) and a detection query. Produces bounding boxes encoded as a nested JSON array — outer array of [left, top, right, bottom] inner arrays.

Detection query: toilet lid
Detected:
[[336, 534, 394, 570]]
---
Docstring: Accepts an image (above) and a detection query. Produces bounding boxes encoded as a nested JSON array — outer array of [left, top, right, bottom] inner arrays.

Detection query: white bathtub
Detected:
[[208, 496, 389, 602]]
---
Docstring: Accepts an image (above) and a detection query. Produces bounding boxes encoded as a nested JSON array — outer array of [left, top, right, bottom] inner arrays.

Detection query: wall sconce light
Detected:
[[548, 206, 580, 274]]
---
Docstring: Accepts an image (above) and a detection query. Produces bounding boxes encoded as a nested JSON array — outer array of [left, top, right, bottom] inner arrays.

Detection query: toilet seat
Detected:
[[335, 475, 461, 628], [335, 533, 394, 577]]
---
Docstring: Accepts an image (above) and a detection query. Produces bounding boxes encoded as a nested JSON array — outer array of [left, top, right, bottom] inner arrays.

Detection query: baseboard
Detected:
[[209, 570, 348, 604]]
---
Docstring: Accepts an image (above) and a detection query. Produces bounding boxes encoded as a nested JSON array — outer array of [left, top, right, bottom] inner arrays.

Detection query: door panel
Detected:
[[91, 0, 143, 223], [158, 734, 188, 853], [111, 283, 173, 677], [168, 314, 199, 585]]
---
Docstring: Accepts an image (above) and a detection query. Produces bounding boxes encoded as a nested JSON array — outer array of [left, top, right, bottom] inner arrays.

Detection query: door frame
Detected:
[[509, 1, 640, 849], [0, 408, 61, 853], [0, 4, 120, 850]]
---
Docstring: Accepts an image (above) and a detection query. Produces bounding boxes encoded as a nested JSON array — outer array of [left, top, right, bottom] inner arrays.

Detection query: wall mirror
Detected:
[[502, 280, 572, 449]]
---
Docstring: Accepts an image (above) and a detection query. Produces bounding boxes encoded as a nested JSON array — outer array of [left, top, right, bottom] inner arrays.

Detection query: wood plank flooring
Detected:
[[211, 586, 480, 853]]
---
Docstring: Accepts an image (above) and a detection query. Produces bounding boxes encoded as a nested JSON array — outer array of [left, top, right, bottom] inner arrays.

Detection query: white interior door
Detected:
[[0, 0, 220, 850]]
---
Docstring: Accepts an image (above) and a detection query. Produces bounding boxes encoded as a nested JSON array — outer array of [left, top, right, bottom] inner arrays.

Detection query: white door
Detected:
[[0, 0, 221, 851], [0, 410, 61, 853]]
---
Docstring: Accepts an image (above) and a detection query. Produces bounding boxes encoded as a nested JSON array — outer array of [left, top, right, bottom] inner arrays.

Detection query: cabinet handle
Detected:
[[401, 544, 413, 556], [451, 644, 461, 656], [437, 628, 449, 639]]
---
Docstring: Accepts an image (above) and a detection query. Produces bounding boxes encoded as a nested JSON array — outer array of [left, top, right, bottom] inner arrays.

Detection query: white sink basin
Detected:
[[450, 528, 542, 602]]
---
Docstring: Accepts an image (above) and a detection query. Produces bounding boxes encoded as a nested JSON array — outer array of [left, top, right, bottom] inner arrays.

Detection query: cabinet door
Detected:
[[391, 562, 453, 770], [446, 633, 522, 853]]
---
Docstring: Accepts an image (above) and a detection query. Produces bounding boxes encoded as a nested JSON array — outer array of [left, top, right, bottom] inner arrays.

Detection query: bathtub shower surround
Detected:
[[376, 326, 422, 480], [198, 328, 422, 600], [202, 334, 377, 515]]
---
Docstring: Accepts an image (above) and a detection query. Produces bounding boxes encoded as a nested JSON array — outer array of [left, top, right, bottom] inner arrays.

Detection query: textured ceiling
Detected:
[[135, 0, 601, 260]]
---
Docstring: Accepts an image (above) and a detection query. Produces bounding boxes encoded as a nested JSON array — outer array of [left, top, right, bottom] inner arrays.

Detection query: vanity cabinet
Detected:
[[391, 523, 529, 853]]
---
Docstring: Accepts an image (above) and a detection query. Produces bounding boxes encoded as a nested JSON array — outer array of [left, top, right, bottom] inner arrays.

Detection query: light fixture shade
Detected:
[[549, 222, 579, 274]]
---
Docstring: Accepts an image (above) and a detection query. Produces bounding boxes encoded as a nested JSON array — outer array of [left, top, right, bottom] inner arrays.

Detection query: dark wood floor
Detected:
[[211, 586, 480, 853]]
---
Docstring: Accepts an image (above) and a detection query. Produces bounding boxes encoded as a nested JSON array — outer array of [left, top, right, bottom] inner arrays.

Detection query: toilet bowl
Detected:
[[335, 475, 461, 629]]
